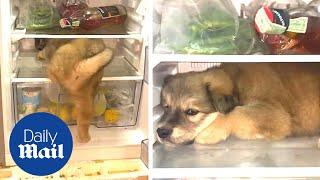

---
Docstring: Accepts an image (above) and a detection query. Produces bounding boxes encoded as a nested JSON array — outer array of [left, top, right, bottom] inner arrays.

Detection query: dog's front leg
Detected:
[[77, 48, 113, 80], [228, 102, 292, 140], [195, 115, 232, 144], [73, 95, 93, 143]]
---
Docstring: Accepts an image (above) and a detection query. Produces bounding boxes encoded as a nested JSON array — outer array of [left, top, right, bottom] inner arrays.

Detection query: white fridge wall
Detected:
[[0, 77, 4, 166], [0, 3, 4, 165]]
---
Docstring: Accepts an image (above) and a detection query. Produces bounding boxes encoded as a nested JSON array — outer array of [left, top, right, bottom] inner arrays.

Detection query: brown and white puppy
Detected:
[[157, 63, 320, 145], [37, 39, 113, 143]]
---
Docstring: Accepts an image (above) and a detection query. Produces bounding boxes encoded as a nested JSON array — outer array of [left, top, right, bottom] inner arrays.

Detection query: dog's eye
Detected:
[[185, 109, 199, 116], [162, 104, 169, 110]]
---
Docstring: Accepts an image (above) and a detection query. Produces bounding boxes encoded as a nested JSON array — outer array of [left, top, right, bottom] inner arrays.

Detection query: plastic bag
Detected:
[[244, 0, 307, 20], [56, 0, 88, 18], [17, 0, 60, 30], [154, 0, 261, 54], [247, 0, 320, 54]]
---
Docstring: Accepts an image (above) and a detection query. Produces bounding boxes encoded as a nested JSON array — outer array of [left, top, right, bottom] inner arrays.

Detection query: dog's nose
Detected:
[[157, 128, 173, 139]]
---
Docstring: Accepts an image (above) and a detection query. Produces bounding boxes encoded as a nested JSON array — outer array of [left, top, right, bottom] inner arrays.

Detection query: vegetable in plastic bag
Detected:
[[156, 0, 262, 54], [17, 0, 60, 30]]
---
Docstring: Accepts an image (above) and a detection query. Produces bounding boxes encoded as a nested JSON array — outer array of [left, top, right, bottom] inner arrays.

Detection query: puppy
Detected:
[[157, 63, 320, 145], [37, 39, 113, 143]]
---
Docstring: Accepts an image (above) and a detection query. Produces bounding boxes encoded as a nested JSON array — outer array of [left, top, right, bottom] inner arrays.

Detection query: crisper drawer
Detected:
[[13, 80, 143, 128]]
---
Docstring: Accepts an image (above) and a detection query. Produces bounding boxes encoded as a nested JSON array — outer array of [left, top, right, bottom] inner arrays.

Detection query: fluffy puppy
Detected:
[[37, 39, 113, 143], [157, 63, 320, 145]]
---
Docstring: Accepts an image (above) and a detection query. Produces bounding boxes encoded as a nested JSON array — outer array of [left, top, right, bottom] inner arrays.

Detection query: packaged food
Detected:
[[25, 0, 60, 30], [56, 0, 88, 28], [58, 104, 71, 123], [254, 1, 320, 54], [94, 90, 107, 117], [21, 87, 41, 115], [104, 109, 120, 124], [56, 0, 88, 18], [80, 5, 127, 30], [58, 3, 127, 30], [154, 0, 263, 54]]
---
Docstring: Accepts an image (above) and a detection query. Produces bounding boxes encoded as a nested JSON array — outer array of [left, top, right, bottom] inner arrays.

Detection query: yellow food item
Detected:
[[104, 159, 141, 174], [58, 104, 71, 123], [104, 109, 120, 124], [49, 102, 58, 114], [94, 91, 107, 116], [49, 102, 71, 123]]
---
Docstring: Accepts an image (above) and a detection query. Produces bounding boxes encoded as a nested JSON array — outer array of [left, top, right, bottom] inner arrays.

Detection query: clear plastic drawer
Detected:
[[13, 80, 142, 128]]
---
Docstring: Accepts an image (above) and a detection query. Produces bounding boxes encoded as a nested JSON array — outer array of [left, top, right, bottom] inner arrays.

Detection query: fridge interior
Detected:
[[153, 62, 320, 168], [153, 0, 319, 55], [1, 0, 148, 172]]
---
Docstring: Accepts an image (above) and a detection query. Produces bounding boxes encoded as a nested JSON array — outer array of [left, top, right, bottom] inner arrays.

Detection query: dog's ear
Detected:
[[203, 69, 238, 114], [205, 84, 238, 114]]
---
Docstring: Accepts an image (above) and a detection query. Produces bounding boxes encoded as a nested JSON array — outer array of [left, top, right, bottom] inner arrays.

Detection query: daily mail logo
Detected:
[[18, 129, 64, 159], [10, 113, 73, 176]]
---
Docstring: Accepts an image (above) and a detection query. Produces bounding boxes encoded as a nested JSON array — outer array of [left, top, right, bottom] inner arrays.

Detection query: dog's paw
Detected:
[[36, 51, 46, 61], [77, 133, 91, 143], [195, 128, 229, 145], [77, 125, 91, 143]]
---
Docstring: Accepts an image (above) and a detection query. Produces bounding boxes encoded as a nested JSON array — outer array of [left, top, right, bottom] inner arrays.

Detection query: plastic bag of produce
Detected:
[[154, 0, 261, 54], [17, 0, 60, 30]]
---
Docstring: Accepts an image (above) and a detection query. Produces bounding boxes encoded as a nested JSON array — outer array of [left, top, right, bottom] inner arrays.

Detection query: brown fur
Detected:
[[37, 39, 113, 143], [157, 63, 320, 145]]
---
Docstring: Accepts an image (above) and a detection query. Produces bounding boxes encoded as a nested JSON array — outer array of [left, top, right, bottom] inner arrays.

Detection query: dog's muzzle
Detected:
[[157, 128, 173, 139]]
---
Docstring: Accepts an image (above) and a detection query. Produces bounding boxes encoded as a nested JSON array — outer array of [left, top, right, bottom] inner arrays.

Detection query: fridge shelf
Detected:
[[12, 52, 143, 83], [11, 28, 143, 42], [151, 54, 320, 65]]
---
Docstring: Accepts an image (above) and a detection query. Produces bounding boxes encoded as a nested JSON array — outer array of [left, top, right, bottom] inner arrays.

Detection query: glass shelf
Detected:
[[12, 51, 143, 83]]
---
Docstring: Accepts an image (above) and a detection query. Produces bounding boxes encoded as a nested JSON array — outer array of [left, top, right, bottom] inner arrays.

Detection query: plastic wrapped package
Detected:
[[248, 0, 320, 54], [56, 0, 88, 19], [96, 81, 136, 127], [16, 0, 60, 30], [46, 82, 135, 127], [243, 0, 307, 20], [16, 85, 50, 120], [154, 0, 266, 54]]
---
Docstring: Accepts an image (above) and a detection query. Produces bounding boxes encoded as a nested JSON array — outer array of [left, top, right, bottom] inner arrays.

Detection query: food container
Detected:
[[21, 87, 41, 115]]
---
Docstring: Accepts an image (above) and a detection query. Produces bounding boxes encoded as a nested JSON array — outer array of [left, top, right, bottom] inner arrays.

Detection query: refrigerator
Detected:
[[0, 0, 149, 178]]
